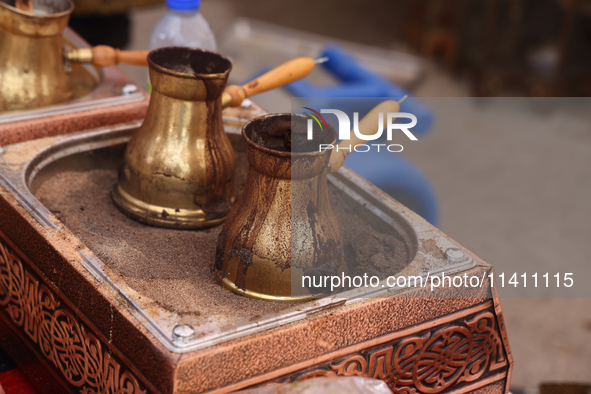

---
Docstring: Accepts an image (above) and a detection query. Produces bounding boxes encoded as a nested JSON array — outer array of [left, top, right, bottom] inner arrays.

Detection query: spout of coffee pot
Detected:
[[328, 97, 407, 173], [221, 57, 320, 108]]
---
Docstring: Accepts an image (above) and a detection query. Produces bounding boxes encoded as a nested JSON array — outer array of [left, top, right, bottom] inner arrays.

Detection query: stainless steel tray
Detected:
[[0, 119, 475, 354]]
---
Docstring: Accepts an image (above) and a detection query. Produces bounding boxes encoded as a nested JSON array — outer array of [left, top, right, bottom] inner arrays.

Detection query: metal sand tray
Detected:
[[0, 109, 512, 393]]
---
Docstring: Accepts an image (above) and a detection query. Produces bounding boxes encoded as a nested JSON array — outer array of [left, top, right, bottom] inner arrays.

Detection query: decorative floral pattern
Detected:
[[0, 240, 146, 394], [280, 311, 507, 394], [0, 236, 508, 394]]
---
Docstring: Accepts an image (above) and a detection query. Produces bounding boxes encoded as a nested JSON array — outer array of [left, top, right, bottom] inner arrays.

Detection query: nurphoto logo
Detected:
[[304, 107, 418, 153]]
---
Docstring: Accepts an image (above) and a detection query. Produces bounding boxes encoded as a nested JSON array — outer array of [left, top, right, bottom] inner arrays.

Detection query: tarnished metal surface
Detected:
[[0, 0, 74, 111], [215, 114, 341, 301], [113, 48, 236, 229]]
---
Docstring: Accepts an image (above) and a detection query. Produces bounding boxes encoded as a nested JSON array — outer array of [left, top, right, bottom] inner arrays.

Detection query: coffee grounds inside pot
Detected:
[[149, 47, 232, 77]]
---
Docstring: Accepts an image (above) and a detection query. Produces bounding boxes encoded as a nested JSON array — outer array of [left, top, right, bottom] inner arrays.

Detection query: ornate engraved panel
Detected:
[[0, 239, 147, 394], [264, 310, 507, 394]]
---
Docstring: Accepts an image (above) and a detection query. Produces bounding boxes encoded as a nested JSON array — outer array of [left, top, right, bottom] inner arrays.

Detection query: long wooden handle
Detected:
[[222, 57, 316, 108], [329, 100, 400, 173], [93, 46, 149, 66], [15, 0, 34, 12], [67, 46, 149, 67]]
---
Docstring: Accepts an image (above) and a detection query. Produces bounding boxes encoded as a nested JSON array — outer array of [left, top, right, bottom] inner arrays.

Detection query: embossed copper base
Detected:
[[0, 232, 513, 394], [0, 112, 513, 394]]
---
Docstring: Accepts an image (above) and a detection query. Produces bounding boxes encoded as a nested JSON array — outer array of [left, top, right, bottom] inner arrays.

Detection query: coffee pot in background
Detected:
[[0, 0, 149, 112], [0, 0, 74, 111]]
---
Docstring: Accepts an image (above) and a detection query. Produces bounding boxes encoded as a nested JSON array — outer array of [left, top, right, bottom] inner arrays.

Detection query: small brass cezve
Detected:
[[215, 114, 343, 301]]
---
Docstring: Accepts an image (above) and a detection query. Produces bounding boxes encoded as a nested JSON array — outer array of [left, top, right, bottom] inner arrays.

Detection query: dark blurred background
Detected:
[[71, 0, 591, 97]]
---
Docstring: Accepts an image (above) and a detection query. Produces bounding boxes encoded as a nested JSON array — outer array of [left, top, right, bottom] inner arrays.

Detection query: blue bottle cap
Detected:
[[166, 0, 200, 11]]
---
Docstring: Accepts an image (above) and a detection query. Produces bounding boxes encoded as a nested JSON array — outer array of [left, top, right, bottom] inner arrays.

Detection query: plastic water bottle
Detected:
[[147, 0, 217, 90]]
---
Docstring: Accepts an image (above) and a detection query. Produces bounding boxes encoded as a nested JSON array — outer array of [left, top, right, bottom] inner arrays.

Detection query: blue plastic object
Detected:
[[286, 45, 438, 223], [166, 0, 200, 11], [285, 45, 434, 135]]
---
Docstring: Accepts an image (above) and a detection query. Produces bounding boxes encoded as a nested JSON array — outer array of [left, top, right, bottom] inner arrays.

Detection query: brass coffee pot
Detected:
[[0, 0, 149, 111], [112, 47, 319, 229], [214, 101, 401, 301], [0, 0, 74, 111]]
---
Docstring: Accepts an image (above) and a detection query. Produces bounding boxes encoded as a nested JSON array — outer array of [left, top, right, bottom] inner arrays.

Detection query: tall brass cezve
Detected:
[[113, 48, 235, 229]]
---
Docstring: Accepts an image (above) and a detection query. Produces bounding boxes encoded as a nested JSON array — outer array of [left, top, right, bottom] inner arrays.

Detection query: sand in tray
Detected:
[[35, 151, 409, 320]]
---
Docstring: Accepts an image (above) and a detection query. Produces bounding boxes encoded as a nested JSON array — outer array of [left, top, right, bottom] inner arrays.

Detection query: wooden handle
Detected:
[[329, 100, 400, 173], [67, 46, 149, 67], [15, 0, 33, 12], [91, 46, 149, 67], [222, 57, 316, 108]]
